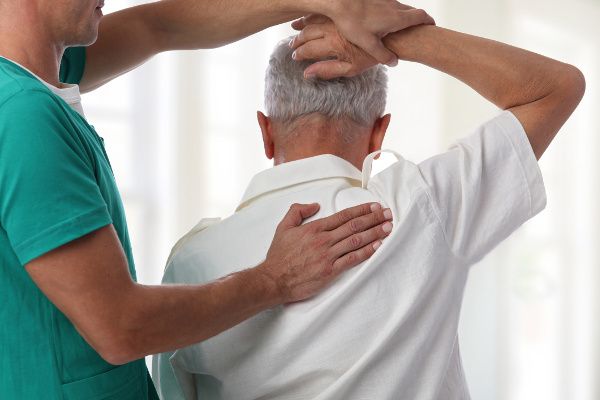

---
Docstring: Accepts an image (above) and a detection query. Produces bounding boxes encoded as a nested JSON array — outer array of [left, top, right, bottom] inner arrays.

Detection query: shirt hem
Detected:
[[497, 111, 548, 217], [14, 206, 112, 265]]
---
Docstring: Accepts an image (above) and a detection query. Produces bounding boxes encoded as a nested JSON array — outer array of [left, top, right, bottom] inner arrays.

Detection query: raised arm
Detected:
[[291, 19, 585, 159], [80, 0, 434, 92], [383, 26, 585, 159]]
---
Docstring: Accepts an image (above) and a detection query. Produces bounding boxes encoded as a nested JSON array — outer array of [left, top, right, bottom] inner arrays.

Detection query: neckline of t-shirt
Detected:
[[0, 56, 82, 104]]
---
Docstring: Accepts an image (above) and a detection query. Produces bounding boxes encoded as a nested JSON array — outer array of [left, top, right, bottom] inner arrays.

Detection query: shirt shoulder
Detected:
[[365, 152, 431, 221], [0, 61, 50, 106], [0, 87, 110, 265], [0, 86, 79, 149], [163, 218, 223, 284]]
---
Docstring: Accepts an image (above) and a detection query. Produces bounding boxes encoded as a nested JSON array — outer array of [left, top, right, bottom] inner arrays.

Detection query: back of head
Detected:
[[264, 38, 388, 136]]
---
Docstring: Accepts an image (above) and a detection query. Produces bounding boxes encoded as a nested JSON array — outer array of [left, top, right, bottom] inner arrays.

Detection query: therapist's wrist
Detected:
[[239, 263, 284, 310], [283, 0, 330, 17]]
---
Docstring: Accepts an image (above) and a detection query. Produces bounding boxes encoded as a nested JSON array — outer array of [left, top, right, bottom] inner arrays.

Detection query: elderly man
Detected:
[[155, 12, 585, 400]]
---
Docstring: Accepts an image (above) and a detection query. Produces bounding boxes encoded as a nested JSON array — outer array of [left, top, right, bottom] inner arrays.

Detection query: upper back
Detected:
[[162, 155, 466, 400]]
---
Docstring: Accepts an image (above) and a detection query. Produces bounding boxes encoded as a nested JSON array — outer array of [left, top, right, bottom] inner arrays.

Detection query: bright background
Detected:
[[84, 1, 599, 399]]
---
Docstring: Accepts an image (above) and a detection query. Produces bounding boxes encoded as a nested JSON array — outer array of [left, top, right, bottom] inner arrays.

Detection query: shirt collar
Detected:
[[0, 56, 85, 117], [237, 154, 362, 211]]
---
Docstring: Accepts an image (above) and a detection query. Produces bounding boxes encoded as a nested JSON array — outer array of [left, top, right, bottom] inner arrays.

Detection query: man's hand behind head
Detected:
[[290, 16, 379, 80], [301, 1, 434, 70]]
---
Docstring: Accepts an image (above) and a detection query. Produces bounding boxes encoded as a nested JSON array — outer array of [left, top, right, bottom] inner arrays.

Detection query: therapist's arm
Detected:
[[79, 0, 434, 92], [291, 21, 585, 159], [26, 202, 392, 365]]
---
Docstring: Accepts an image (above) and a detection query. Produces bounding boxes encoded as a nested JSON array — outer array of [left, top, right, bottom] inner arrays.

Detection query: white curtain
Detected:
[[84, 0, 600, 398]]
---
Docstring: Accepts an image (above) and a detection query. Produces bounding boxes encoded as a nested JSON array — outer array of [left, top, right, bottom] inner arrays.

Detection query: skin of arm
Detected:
[[291, 20, 586, 159], [80, 0, 435, 92], [26, 203, 393, 365]]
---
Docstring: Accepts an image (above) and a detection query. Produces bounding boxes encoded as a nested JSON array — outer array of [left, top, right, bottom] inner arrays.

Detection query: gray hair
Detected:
[[264, 38, 388, 128]]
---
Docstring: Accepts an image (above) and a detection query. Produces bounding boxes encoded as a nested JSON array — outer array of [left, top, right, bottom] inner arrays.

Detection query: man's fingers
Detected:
[[291, 24, 327, 50], [312, 203, 381, 231], [304, 60, 354, 80], [293, 39, 336, 62], [331, 241, 382, 275], [329, 206, 392, 244], [277, 203, 320, 231], [329, 221, 392, 260]]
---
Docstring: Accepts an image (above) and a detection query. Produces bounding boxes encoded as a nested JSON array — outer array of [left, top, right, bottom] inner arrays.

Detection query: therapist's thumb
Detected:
[[277, 203, 321, 231]]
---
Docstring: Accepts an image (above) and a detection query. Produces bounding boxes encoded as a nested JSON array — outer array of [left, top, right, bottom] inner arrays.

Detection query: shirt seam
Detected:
[[14, 205, 111, 258], [0, 63, 81, 122], [0, 87, 67, 113]]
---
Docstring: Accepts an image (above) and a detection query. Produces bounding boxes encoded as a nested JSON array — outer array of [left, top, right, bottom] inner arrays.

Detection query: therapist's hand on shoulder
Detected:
[[258, 202, 393, 303]]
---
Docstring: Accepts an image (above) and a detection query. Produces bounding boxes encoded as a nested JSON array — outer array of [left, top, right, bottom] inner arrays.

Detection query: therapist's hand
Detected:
[[305, 0, 435, 67], [257, 202, 393, 303]]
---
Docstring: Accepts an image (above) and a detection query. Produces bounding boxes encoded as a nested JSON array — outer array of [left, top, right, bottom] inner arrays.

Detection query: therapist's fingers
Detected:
[[328, 221, 392, 268], [312, 202, 382, 231], [275, 203, 321, 231], [290, 24, 327, 49], [327, 205, 392, 242], [332, 241, 382, 275]]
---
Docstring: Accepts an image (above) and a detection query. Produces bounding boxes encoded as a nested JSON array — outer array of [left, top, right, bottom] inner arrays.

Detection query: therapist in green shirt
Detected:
[[0, 0, 436, 398]]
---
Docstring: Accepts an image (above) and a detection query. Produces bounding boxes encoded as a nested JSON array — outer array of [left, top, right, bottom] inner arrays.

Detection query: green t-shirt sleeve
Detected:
[[60, 47, 86, 85], [0, 90, 112, 265]]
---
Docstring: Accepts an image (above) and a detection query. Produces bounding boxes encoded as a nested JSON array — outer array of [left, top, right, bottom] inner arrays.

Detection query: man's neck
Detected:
[[0, 11, 63, 86], [274, 144, 367, 171], [273, 122, 370, 170]]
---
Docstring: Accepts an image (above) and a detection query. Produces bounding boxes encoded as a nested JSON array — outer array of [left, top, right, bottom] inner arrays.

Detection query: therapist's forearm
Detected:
[[80, 0, 331, 92], [150, 0, 330, 50], [102, 266, 277, 365]]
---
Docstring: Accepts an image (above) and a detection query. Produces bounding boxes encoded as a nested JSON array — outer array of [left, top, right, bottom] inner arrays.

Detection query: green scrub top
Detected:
[[0, 48, 159, 399]]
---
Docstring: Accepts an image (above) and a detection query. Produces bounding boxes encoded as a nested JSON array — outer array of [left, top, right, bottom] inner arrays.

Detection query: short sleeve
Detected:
[[60, 47, 86, 85], [417, 111, 547, 264], [0, 90, 111, 265]]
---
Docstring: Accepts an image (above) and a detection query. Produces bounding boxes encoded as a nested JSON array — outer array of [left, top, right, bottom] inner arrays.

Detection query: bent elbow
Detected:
[[94, 334, 139, 366], [77, 320, 140, 366], [561, 64, 586, 103], [572, 66, 586, 100]]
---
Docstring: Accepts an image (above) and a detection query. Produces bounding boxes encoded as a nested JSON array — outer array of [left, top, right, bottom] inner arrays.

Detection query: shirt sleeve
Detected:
[[416, 111, 547, 264], [60, 47, 86, 85], [0, 90, 112, 265]]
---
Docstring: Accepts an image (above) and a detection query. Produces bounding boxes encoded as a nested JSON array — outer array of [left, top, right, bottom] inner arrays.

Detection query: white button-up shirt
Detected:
[[153, 111, 546, 400]]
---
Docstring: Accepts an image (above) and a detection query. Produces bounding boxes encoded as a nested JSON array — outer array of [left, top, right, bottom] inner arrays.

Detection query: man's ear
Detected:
[[369, 114, 391, 157], [257, 111, 275, 160]]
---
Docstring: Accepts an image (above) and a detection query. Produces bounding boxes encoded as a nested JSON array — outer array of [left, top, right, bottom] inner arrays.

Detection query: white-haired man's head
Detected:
[[257, 38, 392, 170]]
